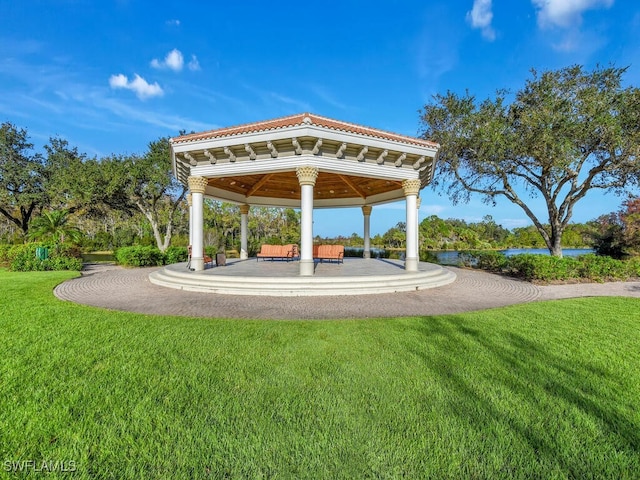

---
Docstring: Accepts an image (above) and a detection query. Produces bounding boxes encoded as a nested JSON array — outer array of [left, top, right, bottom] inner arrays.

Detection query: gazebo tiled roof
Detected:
[[171, 112, 439, 209], [172, 112, 438, 149]]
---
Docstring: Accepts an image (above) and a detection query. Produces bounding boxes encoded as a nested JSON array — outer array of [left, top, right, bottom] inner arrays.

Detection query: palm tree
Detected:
[[28, 209, 83, 244]]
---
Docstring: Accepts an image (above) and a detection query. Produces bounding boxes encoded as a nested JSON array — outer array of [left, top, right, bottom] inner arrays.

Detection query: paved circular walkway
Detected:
[[53, 264, 640, 320]]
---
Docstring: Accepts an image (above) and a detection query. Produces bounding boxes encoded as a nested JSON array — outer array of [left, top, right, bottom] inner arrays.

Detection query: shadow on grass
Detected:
[[404, 314, 639, 476]]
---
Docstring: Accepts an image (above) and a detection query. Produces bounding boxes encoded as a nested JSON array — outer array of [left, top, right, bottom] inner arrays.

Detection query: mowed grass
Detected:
[[0, 271, 639, 479]]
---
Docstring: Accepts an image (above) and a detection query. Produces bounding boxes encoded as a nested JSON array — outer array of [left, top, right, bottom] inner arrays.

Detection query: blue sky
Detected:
[[1, 0, 639, 237]]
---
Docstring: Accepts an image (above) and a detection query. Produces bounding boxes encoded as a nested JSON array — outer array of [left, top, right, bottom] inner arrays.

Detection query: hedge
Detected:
[[459, 251, 640, 283], [115, 246, 166, 267], [114, 246, 190, 267], [7, 243, 83, 272]]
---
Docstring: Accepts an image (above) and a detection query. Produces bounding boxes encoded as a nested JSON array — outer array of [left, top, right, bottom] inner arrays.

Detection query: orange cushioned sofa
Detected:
[[313, 245, 344, 263], [256, 244, 298, 261]]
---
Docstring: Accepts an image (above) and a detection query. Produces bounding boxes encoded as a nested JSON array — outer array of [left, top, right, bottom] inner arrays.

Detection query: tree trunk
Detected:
[[549, 221, 564, 258], [550, 235, 563, 257], [161, 223, 172, 252], [149, 219, 167, 253]]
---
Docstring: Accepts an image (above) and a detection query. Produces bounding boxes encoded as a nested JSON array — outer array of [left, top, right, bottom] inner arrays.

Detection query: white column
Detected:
[[416, 197, 421, 262], [187, 193, 193, 248], [188, 176, 208, 271], [362, 205, 372, 259], [403, 179, 421, 272], [240, 204, 249, 260], [296, 166, 318, 276]]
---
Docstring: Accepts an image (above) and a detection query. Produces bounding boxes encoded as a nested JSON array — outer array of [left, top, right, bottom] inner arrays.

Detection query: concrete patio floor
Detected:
[[148, 258, 456, 296], [53, 260, 640, 320]]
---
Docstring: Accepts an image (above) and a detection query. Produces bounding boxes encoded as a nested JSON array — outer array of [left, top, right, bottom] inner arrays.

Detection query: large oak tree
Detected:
[[0, 122, 44, 234], [420, 65, 640, 256], [94, 137, 187, 252], [0, 122, 89, 237]]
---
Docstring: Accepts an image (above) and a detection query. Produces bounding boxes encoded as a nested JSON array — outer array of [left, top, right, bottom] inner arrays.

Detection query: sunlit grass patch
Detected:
[[1, 271, 638, 478]]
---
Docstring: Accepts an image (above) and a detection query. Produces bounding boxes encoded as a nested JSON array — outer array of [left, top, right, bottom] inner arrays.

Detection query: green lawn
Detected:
[[0, 270, 639, 479]]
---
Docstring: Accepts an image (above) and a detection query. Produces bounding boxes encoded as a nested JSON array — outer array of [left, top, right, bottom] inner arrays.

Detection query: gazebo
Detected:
[[170, 113, 440, 277]]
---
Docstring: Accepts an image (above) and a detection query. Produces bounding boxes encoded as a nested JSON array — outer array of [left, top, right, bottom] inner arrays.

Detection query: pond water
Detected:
[[429, 248, 594, 265]]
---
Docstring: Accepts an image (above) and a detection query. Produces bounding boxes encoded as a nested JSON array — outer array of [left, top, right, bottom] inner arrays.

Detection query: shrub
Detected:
[[9, 243, 83, 272], [457, 250, 509, 270], [115, 246, 165, 267], [0, 244, 15, 265], [506, 254, 580, 282], [575, 254, 629, 282], [164, 246, 189, 264], [626, 257, 640, 278], [505, 254, 538, 280]]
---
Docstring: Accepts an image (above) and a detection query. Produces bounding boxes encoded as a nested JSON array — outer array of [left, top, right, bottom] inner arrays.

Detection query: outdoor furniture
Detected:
[[313, 245, 344, 263], [256, 244, 297, 261]]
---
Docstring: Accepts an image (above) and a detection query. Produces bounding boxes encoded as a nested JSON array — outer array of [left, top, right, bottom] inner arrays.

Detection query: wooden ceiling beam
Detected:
[[338, 175, 367, 199], [246, 174, 274, 197]]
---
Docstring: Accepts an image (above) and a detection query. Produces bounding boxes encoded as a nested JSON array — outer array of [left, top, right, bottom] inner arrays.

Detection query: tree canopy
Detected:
[[420, 65, 640, 256], [590, 196, 640, 258], [0, 122, 45, 234]]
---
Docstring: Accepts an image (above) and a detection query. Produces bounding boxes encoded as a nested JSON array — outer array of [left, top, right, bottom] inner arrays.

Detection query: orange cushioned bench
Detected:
[[313, 245, 344, 263], [256, 244, 297, 261]]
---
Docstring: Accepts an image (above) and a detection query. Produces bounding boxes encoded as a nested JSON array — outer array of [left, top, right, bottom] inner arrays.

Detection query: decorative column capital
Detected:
[[361, 205, 372, 216], [239, 204, 250, 215], [186, 193, 192, 207], [402, 179, 421, 196], [296, 166, 319, 186], [188, 176, 209, 194]]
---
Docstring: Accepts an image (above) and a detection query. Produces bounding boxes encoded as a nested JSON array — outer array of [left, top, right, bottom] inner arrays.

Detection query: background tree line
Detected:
[[2, 118, 639, 259], [2, 65, 639, 260], [0, 122, 300, 255]]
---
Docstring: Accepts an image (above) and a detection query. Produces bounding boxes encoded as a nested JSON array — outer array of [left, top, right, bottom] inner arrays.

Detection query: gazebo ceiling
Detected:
[[209, 171, 403, 202], [171, 113, 440, 208]]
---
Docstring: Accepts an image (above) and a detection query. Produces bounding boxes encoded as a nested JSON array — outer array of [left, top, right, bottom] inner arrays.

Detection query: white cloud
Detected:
[[421, 204, 448, 216], [166, 19, 180, 27], [467, 0, 496, 41], [532, 0, 614, 29], [187, 55, 201, 71], [151, 48, 184, 71], [108, 73, 164, 100]]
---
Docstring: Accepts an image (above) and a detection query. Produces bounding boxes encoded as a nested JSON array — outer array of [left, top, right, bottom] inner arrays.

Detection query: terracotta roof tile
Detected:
[[171, 113, 438, 148]]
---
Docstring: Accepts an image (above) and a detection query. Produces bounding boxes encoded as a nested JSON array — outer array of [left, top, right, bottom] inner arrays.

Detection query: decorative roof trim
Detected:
[[171, 112, 438, 149]]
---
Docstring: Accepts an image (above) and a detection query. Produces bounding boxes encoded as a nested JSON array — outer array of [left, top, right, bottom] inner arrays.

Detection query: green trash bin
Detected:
[[36, 247, 49, 260]]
